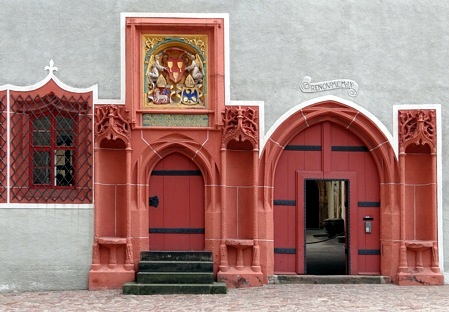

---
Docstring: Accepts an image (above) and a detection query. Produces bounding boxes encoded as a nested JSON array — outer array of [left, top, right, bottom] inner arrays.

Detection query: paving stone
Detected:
[[2, 284, 449, 311]]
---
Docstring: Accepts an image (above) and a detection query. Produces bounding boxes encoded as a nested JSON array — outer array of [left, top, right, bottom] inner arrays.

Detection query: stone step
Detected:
[[140, 251, 213, 262], [271, 275, 392, 284], [136, 272, 214, 284], [123, 282, 227, 295], [138, 260, 213, 273]]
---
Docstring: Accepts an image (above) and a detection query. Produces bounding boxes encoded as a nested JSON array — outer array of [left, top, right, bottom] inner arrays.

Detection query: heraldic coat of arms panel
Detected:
[[143, 35, 208, 109]]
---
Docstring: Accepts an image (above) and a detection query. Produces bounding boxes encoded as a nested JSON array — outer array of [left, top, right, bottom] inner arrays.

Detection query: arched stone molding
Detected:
[[262, 99, 398, 188], [260, 98, 401, 280], [139, 137, 219, 189]]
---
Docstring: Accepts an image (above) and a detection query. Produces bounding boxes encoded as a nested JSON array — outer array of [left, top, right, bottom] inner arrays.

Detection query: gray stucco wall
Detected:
[[0, 208, 93, 292], [0, 0, 448, 291]]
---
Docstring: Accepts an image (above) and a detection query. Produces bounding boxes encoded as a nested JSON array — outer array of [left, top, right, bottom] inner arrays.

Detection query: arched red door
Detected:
[[148, 153, 205, 251], [273, 121, 380, 275]]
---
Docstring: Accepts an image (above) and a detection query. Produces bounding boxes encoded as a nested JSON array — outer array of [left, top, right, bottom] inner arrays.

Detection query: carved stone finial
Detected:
[[398, 109, 436, 153], [44, 59, 58, 74], [222, 106, 259, 149], [95, 105, 131, 147]]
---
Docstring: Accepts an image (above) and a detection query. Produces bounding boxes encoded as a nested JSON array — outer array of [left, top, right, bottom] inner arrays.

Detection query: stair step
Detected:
[[140, 251, 213, 262], [137, 272, 214, 284], [138, 260, 213, 272], [123, 282, 227, 295], [123, 250, 226, 295]]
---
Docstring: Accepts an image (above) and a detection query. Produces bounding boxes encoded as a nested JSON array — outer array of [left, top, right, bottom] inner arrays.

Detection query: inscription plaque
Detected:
[[300, 76, 358, 97]]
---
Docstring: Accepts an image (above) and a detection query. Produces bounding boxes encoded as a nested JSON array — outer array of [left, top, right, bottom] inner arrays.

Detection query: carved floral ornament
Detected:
[[398, 109, 436, 152], [94, 105, 131, 145], [222, 106, 259, 148], [143, 35, 208, 109]]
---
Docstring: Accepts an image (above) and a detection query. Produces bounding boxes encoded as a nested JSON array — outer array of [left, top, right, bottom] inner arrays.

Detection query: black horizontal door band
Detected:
[[332, 146, 369, 152], [285, 145, 322, 151], [149, 228, 205, 234], [358, 201, 380, 207], [274, 199, 296, 206], [274, 248, 296, 254], [358, 249, 381, 255], [151, 170, 202, 176]]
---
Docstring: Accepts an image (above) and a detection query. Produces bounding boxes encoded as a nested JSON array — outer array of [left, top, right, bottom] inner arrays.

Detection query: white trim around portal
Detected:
[[262, 95, 396, 159]]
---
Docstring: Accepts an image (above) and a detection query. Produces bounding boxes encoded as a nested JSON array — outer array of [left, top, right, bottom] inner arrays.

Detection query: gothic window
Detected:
[[31, 114, 75, 187], [9, 92, 92, 203]]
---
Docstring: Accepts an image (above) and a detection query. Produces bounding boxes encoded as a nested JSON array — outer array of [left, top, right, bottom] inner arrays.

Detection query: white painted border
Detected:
[[6, 89, 10, 203], [0, 204, 94, 209], [0, 65, 98, 98], [261, 95, 396, 158], [393, 104, 444, 282]]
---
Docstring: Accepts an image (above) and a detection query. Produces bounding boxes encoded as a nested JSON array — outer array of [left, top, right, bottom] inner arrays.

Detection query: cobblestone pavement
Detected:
[[1, 284, 449, 312]]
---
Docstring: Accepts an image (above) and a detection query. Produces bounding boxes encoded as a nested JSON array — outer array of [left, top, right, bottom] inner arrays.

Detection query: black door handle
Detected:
[[149, 195, 159, 208]]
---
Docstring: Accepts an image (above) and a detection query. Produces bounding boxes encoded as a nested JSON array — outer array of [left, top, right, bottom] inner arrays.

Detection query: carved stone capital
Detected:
[[222, 106, 259, 149], [398, 109, 436, 153], [95, 105, 131, 147]]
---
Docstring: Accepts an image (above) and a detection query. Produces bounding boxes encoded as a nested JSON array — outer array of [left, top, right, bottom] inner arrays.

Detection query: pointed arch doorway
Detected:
[[148, 152, 205, 251], [273, 121, 381, 275]]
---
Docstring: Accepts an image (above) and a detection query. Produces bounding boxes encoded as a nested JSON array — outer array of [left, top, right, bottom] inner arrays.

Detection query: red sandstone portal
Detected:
[[261, 102, 443, 286], [87, 14, 443, 289]]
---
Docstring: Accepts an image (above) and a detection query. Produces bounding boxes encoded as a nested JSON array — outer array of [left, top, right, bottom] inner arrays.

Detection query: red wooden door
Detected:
[[149, 153, 205, 251], [329, 122, 381, 274], [273, 123, 322, 274], [274, 121, 380, 275]]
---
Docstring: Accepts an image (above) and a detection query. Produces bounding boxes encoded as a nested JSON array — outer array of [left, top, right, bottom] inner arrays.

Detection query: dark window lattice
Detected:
[[9, 92, 93, 203]]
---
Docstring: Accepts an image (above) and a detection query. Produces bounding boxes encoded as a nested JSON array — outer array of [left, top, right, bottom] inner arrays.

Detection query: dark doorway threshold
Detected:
[[269, 275, 391, 284]]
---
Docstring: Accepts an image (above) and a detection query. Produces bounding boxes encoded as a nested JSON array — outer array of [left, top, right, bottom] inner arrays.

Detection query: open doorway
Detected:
[[305, 180, 348, 275]]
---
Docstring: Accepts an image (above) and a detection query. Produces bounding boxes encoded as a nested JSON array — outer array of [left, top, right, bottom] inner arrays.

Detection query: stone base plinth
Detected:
[[397, 270, 444, 286], [89, 269, 135, 290], [217, 268, 264, 288]]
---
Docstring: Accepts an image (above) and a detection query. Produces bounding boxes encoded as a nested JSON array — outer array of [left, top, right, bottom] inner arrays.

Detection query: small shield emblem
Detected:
[[181, 87, 199, 105], [166, 57, 185, 83], [153, 87, 171, 104]]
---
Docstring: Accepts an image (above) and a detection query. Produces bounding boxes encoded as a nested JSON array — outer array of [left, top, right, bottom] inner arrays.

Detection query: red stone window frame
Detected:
[[9, 91, 93, 204], [0, 91, 6, 202]]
